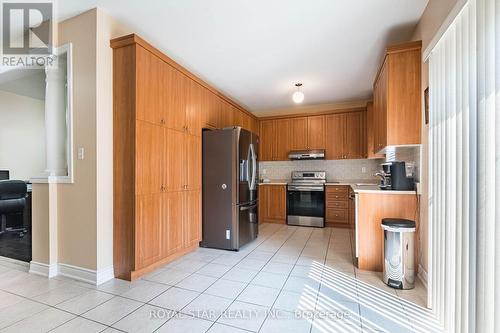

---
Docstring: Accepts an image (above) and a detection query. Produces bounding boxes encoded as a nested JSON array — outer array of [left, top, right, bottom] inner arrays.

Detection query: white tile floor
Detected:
[[0, 224, 441, 333]]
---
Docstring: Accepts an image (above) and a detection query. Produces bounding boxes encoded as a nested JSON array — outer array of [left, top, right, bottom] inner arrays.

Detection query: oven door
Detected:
[[287, 185, 325, 227]]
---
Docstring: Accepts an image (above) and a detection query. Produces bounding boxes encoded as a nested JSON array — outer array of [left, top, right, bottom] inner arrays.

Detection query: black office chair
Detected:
[[0, 180, 28, 238]]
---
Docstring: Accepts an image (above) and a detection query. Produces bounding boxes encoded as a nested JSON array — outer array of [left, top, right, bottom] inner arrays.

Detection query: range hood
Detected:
[[288, 149, 325, 160]]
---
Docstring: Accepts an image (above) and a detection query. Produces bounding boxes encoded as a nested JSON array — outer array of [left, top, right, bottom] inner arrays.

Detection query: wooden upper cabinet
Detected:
[[373, 41, 422, 151], [259, 120, 275, 161], [290, 117, 308, 150], [165, 67, 188, 132], [251, 119, 260, 135], [344, 111, 366, 159], [136, 121, 164, 195], [307, 115, 326, 149], [325, 114, 344, 160], [219, 102, 234, 128], [275, 119, 291, 160], [203, 92, 219, 129], [136, 46, 162, 125], [185, 80, 203, 136], [366, 102, 384, 158]]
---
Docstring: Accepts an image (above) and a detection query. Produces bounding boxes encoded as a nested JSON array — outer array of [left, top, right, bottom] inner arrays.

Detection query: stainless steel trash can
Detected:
[[381, 218, 416, 290]]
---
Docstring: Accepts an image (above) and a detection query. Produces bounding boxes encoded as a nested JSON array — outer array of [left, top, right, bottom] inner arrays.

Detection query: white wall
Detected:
[[0, 90, 46, 180]]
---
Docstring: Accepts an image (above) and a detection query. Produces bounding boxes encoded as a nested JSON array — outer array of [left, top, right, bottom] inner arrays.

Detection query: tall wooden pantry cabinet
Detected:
[[111, 34, 256, 280]]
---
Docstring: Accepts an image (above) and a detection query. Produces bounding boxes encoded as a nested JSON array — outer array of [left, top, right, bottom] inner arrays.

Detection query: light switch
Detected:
[[78, 147, 85, 160]]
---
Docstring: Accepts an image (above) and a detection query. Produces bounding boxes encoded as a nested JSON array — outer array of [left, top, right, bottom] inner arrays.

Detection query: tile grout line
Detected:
[[151, 223, 287, 332], [255, 226, 316, 333]]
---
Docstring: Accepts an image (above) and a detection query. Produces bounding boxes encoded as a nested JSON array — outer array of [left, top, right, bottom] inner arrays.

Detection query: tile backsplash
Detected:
[[259, 159, 382, 181]]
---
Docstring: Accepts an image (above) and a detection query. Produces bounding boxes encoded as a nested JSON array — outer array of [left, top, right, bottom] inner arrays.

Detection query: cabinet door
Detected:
[[135, 194, 161, 268], [259, 120, 275, 161], [268, 185, 286, 221], [307, 115, 326, 149], [219, 102, 235, 128], [275, 119, 291, 160], [366, 102, 385, 158], [344, 111, 366, 159], [203, 92, 220, 129], [186, 80, 203, 137], [161, 191, 184, 257], [165, 128, 186, 191], [186, 134, 201, 190], [136, 121, 164, 195], [184, 190, 201, 248], [325, 114, 345, 160], [136, 47, 162, 124], [374, 61, 388, 152], [251, 118, 260, 135], [290, 117, 308, 150], [258, 185, 269, 222], [166, 67, 187, 132]]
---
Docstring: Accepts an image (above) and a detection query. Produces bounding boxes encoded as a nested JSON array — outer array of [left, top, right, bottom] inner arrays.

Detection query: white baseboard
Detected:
[[418, 264, 428, 289], [58, 263, 114, 285], [28, 261, 114, 285], [29, 261, 58, 278]]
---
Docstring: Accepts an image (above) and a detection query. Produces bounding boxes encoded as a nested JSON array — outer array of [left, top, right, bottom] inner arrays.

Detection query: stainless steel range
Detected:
[[287, 171, 326, 227]]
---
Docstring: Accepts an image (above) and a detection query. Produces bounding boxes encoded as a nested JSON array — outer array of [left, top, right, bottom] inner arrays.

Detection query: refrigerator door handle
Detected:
[[249, 143, 257, 190], [246, 147, 252, 187], [240, 203, 258, 211]]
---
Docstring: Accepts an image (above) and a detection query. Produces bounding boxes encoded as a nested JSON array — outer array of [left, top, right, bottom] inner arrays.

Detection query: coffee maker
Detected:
[[376, 161, 415, 191]]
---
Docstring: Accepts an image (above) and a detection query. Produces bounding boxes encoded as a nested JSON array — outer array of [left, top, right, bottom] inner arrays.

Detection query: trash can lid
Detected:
[[382, 218, 416, 229]]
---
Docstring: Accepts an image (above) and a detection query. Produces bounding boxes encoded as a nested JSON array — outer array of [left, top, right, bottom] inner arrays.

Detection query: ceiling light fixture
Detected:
[[292, 83, 304, 104]]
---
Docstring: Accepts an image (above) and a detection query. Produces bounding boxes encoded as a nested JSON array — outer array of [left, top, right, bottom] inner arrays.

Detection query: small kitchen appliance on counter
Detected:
[[286, 171, 326, 227], [376, 161, 415, 191]]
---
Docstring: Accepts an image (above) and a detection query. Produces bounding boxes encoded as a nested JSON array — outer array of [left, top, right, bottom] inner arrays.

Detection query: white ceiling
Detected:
[[57, 0, 428, 113]]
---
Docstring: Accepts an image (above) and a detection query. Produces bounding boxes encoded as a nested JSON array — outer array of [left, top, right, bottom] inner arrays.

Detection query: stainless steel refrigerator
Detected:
[[201, 127, 259, 250]]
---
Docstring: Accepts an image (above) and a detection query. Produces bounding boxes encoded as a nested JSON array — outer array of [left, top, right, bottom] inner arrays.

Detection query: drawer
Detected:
[[326, 192, 349, 202], [326, 200, 348, 209], [326, 186, 349, 196], [326, 208, 348, 222]]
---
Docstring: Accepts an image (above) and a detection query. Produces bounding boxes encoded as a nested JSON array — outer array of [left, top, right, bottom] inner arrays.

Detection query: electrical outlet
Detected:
[[262, 169, 267, 175], [361, 167, 366, 173]]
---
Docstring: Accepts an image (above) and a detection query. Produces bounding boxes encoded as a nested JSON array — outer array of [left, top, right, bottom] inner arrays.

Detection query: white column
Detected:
[[44, 57, 67, 177]]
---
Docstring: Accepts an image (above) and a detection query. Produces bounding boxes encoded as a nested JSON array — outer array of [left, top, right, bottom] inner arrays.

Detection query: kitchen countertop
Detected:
[[258, 180, 288, 185], [326, 180, 417, 195], [258, 179, 417, 194]]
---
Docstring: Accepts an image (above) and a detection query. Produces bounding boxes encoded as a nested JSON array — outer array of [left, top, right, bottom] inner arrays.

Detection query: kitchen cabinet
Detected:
[[325, 114, 344, 160], [373, 41, 422, 153], [290, 117, 308, 150], [307, 115, 326, 149], [259, 119, 291, 161], [325, 185, 350, 227], [259, 120, 275, 161], [112, 33, 252, 280], [184, 190, 202, 248], [326, 111, 366, 160], [343, 111, 366, 159], [289, 116, 325, 150], [356, 192, 418, 271], [366, 102, 384, 158], [259, 185, 286, 223]]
